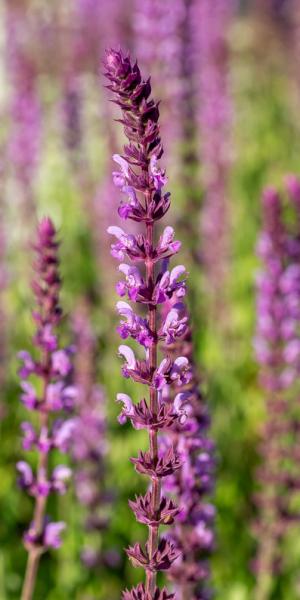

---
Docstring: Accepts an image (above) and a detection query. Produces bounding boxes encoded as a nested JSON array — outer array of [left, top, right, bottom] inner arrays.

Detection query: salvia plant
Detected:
[[254, 178, 300, 600], [17, 218, 76, 600], [105, 48, 192, 599], [161, 300, 215, 600]]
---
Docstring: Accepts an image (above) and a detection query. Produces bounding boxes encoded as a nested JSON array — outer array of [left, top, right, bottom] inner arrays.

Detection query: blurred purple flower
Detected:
[[18, 219, 75, 599], [43, 522, 66, 549], [254, 178, 300, 596]]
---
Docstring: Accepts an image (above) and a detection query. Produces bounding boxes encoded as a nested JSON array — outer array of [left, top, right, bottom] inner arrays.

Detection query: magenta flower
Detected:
[[24, 520, 66, 551], [104, 48, 193, 597], [18, 219, 75, 600]]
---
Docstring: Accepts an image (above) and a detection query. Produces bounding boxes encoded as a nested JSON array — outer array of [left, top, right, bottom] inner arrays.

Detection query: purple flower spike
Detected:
[[254, 177, 300, 597], [104, 48, 191, 596], [18, 219, 75, 600]]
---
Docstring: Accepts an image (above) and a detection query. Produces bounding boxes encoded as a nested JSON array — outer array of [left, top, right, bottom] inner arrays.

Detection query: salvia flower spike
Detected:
[[18, 219, 76, 600], [104, 48, 190, 598], [254, 179, 300, 598]]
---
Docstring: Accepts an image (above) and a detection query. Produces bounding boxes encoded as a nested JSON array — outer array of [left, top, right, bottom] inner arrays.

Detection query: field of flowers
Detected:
[[1, 1, 300, 599]]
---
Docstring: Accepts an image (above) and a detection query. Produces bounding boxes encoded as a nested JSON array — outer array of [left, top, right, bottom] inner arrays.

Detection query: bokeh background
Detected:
[[1, 1, 300, 598]]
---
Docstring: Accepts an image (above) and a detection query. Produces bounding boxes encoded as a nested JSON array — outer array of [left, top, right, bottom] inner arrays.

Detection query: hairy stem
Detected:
[[21, 548, 42, 600], [21, 439, 48, 600], [145, 221, 160, 596], [21, 367, 49, 600]]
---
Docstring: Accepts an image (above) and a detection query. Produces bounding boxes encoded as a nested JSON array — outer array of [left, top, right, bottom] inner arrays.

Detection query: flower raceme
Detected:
[[17, 219, 76, 600], [254, 179, 300, 597], [104, 48, 192, 598]]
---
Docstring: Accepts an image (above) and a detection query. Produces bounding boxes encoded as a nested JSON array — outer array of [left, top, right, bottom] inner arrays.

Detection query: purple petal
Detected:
[[118, 345, 136, 369], [113, 153, 129, 177], [44, 521, 66, 549], [52, 350, 72, 376], [16, 461, 33, 487]]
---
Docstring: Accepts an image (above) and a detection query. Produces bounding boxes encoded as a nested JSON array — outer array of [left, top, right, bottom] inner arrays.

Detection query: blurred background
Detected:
[[1, 0, 300, 598]]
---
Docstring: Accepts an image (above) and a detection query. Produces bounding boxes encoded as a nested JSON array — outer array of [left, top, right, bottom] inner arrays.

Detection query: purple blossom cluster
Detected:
[[17, 218, 75, 600], [161, 300, 215, 600], [104, 48, 192, 598], [253, 178, 300, 597], [195, 0, 233, 314]]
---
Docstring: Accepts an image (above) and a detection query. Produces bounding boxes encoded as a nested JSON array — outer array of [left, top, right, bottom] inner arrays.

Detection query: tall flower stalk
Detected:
[[105, 49, 191, 599], [17, 219, 76, 600], [254, 180, 300, 599], [161, 300, 215, 600]]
